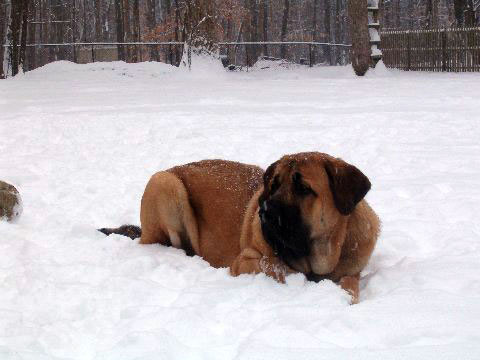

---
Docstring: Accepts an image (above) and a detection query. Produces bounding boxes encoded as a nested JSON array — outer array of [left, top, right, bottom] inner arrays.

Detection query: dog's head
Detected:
[[258, 152, 371, 268]]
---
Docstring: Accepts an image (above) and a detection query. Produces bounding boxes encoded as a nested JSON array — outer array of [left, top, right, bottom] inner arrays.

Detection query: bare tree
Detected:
[[115, 0, 125, 60], [245, 0, 259, 65], [348, 0, 370, 76], [262, 0, 269, 56], [0, 0, 7, 78], [324, 0, 333, 64], [426, 0, 439, 28], [146, 0, 159, 60], [9, 0, 30, 75], [311, 0, 319, 65], [280, 0, 289, 59], [132, 0, 140, 62], [93, 0, 101, 41]]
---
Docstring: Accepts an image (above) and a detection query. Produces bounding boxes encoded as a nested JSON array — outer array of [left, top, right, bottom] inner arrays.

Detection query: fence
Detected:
[[2, 41, 352, 75], [380, 27, 480, 72]]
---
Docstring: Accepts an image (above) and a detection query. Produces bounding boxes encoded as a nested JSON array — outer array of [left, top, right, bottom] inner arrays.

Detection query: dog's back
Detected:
[[166, 160, 263, 267]]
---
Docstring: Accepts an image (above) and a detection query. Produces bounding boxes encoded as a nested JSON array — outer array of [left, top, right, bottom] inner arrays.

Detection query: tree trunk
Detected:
[[245, 0, 259, 66], [94, 0, 102, 41], [9, 0, 21, 75], [122, 0, 131, 62], [311, 0, 318, 65], [280, 0, 289, 59], [348, 0, 370, 76], [54, 0, 67, 60], [72, 0, 77, 63], [334, 0, 342, 64], [27, 1, 36, 71], [146, 0, 158, 61], [263, 0, 269, 56], [425, 0, 438, 29], [174, 0, 181, 66], [19, 0, 29, 70], [324, 0, 332, 64], [454, 0, 465, 26], [408, 0, 415, 29], [395, 0, 401, 28], [0, 0, 6, 78], [465, 0, 475, 26], [115, 0, 125, 60], [132, 0, 140, 62]]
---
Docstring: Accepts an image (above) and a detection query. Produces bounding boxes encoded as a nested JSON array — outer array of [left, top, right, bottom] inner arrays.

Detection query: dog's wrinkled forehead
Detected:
[[274, 153, 330, 179]]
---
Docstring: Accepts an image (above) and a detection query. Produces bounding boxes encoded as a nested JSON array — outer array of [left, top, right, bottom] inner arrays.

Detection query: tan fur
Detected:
[[139, 154, 380, 302]]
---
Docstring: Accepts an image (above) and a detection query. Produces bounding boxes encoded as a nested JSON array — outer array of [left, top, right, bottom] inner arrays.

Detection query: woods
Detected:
[[1, 0, 479, 76]]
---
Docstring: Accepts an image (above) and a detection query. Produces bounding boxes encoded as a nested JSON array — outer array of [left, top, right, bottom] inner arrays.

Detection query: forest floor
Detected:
[[1, 58, 480, 359]]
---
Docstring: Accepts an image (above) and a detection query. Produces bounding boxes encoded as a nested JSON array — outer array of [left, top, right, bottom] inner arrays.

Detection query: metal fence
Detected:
[[3, 41, 352, 75], [380, 27, 480, 72]]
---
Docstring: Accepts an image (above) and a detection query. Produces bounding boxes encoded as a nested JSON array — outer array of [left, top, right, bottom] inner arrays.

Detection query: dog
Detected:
[[99, 152, 380, 303]]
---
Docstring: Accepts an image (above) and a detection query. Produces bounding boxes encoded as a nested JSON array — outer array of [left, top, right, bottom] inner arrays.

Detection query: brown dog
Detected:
[[100, 152, 380, 303]]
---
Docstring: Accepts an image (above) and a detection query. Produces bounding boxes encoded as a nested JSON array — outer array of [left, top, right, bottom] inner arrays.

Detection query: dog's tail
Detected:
[[98, 225, 142, 240]]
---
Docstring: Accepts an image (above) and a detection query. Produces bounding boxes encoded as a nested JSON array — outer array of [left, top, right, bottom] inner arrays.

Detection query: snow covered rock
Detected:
[[0, 181, 22, 222]]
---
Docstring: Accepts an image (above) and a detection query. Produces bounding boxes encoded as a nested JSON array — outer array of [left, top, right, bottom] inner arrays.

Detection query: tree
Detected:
[[348, 0, 370, 76], [324, 0, 332, 64], [146, 0, 159, 61], [132, 0, 140, 62], [0, 0, 7, 78], [465, 0, 476, 26], [9, 0, 30, 76], [94, 0, 101, 41], [425, 0, 439, 29], [311, 0, 319, 65], [115, 0, 125, 60], [245, 0, 259, 66], [262, 0, 269, 56], [280, 0, 289, 59]]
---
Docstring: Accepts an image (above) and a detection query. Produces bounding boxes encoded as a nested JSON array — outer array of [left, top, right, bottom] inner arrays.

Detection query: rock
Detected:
[[0, 181, 23, 222]]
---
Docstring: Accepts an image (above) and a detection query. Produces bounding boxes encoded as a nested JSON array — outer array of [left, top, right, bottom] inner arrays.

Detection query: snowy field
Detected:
[[1, 58, 480, 360]]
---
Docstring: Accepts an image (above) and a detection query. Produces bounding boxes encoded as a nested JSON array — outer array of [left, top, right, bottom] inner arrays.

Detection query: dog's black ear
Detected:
[[259, 160, 280, 205], [325, 160, 371, 216], [263, 160, 280, 188]]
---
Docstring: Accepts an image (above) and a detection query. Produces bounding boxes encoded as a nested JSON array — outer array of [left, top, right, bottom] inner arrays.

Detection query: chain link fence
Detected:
[[6, 41, 352, 74]]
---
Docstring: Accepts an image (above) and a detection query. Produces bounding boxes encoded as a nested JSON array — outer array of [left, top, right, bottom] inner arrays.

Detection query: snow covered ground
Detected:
[[1, 58, 480, 360]]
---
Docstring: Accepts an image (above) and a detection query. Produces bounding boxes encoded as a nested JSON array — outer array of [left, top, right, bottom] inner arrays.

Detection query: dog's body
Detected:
[[139, 160, 264, 268], [101, 153, 380, 303]]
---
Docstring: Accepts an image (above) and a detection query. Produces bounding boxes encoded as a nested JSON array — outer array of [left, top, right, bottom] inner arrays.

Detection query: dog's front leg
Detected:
[[230, 247, 291, 283], [339, 274, 360, 304]]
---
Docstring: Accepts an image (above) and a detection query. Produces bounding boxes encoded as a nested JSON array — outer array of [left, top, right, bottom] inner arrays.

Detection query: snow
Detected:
[[1, 59, 480, 359], [369, 28, 380, 42]]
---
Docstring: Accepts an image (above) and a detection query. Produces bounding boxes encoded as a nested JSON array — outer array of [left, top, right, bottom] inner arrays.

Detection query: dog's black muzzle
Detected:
[[259, 199, 311, 262]]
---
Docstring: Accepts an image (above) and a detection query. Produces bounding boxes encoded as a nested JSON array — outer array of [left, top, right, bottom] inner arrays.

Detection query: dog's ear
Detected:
[[325, 159, 371, 216], [259, 160, 280, 205], [263, 160, 280, 188]]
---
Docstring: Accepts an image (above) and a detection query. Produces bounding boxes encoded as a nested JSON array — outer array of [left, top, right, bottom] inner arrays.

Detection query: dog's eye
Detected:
[[271, 175, 280, 194], [293, 172, 316, 197]]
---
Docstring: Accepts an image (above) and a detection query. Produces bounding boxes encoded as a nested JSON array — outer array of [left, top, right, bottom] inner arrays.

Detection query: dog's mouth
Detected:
[[259, 200, 311, 262]]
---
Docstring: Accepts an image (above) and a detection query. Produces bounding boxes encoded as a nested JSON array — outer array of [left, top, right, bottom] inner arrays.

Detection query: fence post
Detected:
[[309, 44, 313, 67], [442, 30, 447, 72], [91, 45, 95, 63], [407, 31, 411, 71]]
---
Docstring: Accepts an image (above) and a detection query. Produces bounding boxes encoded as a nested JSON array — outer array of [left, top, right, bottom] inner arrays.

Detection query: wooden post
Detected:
[[442, 30, 447, 72], [309, 44, 313, 67], [407, 31, 411, 71]]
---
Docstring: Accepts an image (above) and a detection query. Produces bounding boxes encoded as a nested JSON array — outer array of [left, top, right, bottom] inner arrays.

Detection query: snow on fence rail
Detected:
[[380, 27, 480, 72], [2, 41, 352, 74]]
